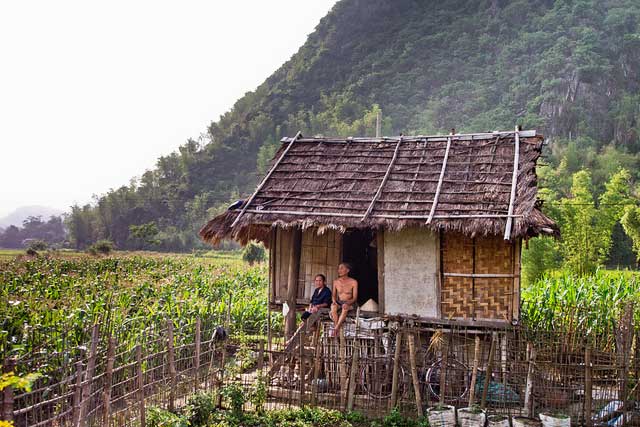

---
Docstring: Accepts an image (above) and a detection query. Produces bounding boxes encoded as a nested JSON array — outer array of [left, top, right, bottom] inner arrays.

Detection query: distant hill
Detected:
[[66, 0, 640, 252], [0, 206, 64, 228]]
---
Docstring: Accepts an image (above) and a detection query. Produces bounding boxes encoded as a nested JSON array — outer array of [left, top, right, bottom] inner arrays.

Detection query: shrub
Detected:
[[242, 241, 266, 265], [146, 406, 189, 427], [220, 382, 245, 419], [26, 240, 48, 252], [185, 391, 217, 426], [87, 239, 114, 255]]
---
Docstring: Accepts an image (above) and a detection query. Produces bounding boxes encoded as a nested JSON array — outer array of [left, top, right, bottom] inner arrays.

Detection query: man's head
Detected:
[[337, 262, 352, 278], [314, 274, 326, 288]]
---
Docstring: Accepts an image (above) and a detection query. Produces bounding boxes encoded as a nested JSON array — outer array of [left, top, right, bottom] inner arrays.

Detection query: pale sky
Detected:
[[0, 0, 339, 218]]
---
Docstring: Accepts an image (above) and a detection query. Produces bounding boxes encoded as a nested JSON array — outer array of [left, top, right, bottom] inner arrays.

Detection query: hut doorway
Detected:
[[341, 229, 378, 307]]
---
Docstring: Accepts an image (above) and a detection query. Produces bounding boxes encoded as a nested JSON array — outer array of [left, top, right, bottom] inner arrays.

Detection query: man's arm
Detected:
[[331, 282, 338, 304], [348, 280, 358, 305]]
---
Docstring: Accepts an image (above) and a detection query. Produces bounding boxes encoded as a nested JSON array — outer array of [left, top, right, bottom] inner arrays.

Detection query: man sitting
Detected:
[[330, 262, 358, 335], [301, 274, 332, 321]]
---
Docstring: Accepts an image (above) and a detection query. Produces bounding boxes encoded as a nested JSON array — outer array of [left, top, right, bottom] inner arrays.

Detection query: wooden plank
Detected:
[[361, 136, 404, 221], [427, 134, 453, 224], [408, 333, 423, 416], [231, 131, 302, 228], [504, 126, 521, 240], [377, 230, 385, 315], [244, 209, 522, 220], [389, 330, 403, 409], [480, 332, 497, 409], [524, 342, 536, 417], [443, 273, 517, 278], [280, 130, 536, 143], [468, 336, 481, 406], [512, 240, 521, 322]]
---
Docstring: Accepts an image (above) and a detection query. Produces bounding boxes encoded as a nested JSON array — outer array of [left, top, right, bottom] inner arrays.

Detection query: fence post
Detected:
[[299, 333, 305, 406], [2, 358, 15, 423], [80, 324, 99, 427], [257, 339, 264, 371], [167, 320, 176, 412], [408, 332, 423, 416], [310, 327, 322, 406], [523, 341, 536, 417], [389, 329, 403, 410], [194, 318, 201, 392], [481, 332, 497, 409], [136, 344, 146, 427], [72, 361, 84, 427], [439, 332, 449, 405], [103, 336, 116, 426], [468, 336, 481, 406], [585, 346, 592, 427]]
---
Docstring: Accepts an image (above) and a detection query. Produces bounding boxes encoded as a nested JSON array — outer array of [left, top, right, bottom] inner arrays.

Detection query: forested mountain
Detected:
[[66, 0, 640, 257]]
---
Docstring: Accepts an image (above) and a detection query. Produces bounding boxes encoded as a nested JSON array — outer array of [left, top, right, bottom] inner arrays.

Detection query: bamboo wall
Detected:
[[441, 233, 517, 321]]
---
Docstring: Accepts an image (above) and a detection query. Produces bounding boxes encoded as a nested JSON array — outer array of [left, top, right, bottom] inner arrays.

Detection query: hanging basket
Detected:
[[458, 406, 487, 427], [427, 405, 456, 427], [539, 412, 571, 427], [487, 414, 510, 427], [513, 416, 542, 427]]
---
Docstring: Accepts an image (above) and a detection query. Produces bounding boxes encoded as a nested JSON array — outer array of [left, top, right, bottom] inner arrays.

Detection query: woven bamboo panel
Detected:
[[441, 233, 514, 320], [298, 228, 341, 299], [441, 233, 474, 318]]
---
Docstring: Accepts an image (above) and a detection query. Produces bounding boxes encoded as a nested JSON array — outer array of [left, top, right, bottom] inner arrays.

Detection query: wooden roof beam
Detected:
[[231, 131, 302, 228], [360, 136, 404, 221], [426, 132, 453, 224], [504, 126, 521, 240]]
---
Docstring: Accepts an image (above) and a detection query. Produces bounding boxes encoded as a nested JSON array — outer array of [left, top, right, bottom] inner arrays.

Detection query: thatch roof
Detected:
[[200, 130, 558, 245]]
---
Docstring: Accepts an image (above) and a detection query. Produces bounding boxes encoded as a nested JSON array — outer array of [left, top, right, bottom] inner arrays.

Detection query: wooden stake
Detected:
[[408, 332, 424, 416], [347, 308, 361, 411], [481, 332, 497, 409], [523, 342, 536, 417], [72, 361, 83, 427], [194, 318, 201, 392], [78, 324, 99, 426], [361, 136, 404, 221], [390, 330, 403, 409], [136, 344, 146, 427], [103, 336, 116, 426], [427, 133, 453, 224], [167, 320, 176, 412], [258, 339, 265, 371], [339, 328, 348, 408], [299, 333, 305, 406], [585, 346, 592, 427], [2, 358, 15, 423], [310, 326, 322, 406], [468, 336, 481, 406]]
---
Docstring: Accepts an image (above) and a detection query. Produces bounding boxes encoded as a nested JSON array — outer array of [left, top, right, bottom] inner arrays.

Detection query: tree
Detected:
[[621, 205, 640, 264], [129, 222, 160, 249], [242, 241, 266, 265]]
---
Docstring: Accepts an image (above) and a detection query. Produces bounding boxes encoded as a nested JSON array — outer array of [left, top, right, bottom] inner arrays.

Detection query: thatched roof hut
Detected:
[[201, 129, 557, 327]]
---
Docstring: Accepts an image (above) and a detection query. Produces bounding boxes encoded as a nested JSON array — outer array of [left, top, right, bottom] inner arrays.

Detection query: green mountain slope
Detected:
[[64, 0, 640, 252]]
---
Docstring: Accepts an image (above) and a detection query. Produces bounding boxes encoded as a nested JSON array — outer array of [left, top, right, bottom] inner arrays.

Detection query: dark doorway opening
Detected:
[[342, 229, 378, 307]]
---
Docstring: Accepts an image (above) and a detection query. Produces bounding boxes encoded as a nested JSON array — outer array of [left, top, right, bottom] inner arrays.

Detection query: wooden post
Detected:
[[408, 332, 424, 417], [285, 228, 302, 339], [339, 328, 348, 408], [2, 358, 15, 423], [103, 336, 116, 426], [167, 320, 176, 412], [194, 318, 201, 392], [217, 343, 227, 408], [585, 346, 592, 427], [439, 333, 449, 405], [80, 324, 99, 427], [481, 332, 497, 409], [299, 333, 305, 406], [257, 339, 265, 371], [347, 308, 361, 411], [523, 342, 536, 417], [468, 336, 481, 406], [72, 361, 83, 427], [310, 327, 322, 406], [390, 329, 403, 409], [136, 344, 146, 427]]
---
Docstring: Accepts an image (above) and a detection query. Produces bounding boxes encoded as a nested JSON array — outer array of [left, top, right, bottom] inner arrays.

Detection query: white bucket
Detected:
[[513, 416, 542, 427], [487, 414, 510, 427], [539, 413, 571, 427], [458, 407, 487, 427], [427, 405, 456, 427]]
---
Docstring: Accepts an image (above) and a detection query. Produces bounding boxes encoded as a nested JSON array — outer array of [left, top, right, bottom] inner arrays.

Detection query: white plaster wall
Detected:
[[384, 228, 438, 317]]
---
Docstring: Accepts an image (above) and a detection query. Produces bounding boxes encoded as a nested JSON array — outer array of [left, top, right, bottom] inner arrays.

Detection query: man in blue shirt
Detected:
[[301, 274, 332, 321]]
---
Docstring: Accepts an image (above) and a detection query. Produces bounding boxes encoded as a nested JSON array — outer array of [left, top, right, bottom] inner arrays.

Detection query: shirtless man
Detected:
[[330, 262, 358, 334]]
